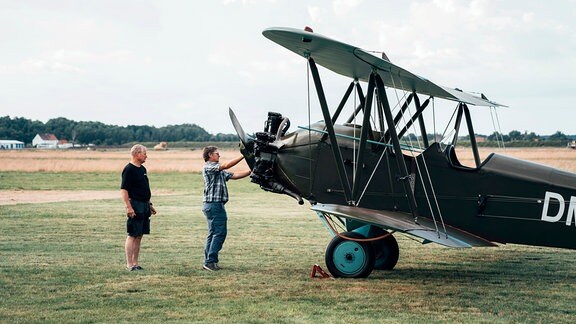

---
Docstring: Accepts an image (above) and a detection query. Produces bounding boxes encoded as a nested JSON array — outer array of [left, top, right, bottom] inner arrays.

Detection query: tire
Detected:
[[369, 227, 399, 270], [325, 231, 375, 278]]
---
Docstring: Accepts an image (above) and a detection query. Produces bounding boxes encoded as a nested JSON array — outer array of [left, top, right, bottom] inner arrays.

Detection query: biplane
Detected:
[[230, 27, 576, 278]]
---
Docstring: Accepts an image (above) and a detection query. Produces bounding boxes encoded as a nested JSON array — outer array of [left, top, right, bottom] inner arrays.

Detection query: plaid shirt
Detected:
[[202, 161, 233, 203]]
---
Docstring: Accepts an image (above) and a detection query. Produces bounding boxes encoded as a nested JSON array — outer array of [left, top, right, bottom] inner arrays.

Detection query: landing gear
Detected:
[[325, 232, 375, 278], [371, 229, 399, 270]]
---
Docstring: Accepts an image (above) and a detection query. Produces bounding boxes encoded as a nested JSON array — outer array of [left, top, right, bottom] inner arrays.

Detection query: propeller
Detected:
[[229, 107, 249, 147], [228, 107, 255, 169]]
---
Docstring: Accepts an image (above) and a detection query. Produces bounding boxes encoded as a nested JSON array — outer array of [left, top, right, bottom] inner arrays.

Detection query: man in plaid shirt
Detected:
[[202, 146, 250, 272]]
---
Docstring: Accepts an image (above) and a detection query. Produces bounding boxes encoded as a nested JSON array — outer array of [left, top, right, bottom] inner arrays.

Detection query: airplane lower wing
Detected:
[[311, 203, 497, 248]]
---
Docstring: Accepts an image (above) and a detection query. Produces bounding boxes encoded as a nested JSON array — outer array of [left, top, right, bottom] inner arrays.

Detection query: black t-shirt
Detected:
[[121, 163, 151, 202]]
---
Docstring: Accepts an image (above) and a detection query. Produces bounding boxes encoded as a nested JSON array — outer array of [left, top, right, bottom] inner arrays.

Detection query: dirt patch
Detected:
[[0, 189, 175, 205]]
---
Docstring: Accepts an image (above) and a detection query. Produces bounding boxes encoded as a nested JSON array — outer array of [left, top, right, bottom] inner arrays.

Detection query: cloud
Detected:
[[222, 0, 277, 5], [0, 59, 83, 74], [0, 48, 154, 75], [333, 0, 363, 16], [308, 5, 323, 23], [51, 49, 137, 64]]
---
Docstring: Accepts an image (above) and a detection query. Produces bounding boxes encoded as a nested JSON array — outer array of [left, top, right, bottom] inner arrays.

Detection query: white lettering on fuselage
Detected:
[[541, 191, 576, 226]]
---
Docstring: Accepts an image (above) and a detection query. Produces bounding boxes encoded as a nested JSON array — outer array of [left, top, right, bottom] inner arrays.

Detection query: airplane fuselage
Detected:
[[258, 122, 576, 250]]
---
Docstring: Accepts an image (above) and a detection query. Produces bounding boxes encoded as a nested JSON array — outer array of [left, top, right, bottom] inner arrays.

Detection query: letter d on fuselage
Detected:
[[541, 191, 576, 226]]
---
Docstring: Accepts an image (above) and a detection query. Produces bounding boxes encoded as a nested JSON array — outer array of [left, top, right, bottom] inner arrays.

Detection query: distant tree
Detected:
[[45, 117, 77, 140], [548, 131, 568, 141], [403, 133, 418, 141], [508, 130, 522, 141], [0, 115, 232, 145], [488, 131, 509, 142], [0, 116, 44, 143], [523, 131, 538, 141], [544, 131, 569, 147]]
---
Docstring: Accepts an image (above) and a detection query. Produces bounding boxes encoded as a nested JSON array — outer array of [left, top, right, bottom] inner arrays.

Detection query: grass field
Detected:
[[1, 148, 576, 322]]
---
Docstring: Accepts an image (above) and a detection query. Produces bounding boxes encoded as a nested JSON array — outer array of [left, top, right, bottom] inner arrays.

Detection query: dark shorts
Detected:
[[126, 200, 151, 237]]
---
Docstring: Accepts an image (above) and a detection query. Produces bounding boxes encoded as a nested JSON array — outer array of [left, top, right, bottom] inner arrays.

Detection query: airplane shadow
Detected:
[[369, 247, 576, 284]]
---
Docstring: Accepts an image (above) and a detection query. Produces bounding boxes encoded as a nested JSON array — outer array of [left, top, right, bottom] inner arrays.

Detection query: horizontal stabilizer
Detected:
[[311, 204, 497, 248]]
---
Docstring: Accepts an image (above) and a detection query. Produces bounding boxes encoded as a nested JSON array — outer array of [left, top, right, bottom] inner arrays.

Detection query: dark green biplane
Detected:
[[230, 27, 576, 278]]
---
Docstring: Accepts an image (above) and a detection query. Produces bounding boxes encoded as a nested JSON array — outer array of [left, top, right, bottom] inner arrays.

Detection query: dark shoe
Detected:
[[126, 266, 137, 271], [203, 263, 218, 272], [134, 265, 144, 270], [214, 263, 222, 270]]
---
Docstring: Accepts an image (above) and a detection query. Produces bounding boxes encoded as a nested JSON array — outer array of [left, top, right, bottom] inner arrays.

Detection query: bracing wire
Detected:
[[353, 81, 357, 187], [306, 59, 313, 196], [357, 81, 409, 206], [494, 107, 506, 150], [356, 83, 392, 206], [391, 73, 447, 238], [490, 107, 506, 149], [441, 105, 459, 144], [489, 107, 502, 149], [390, 77, 435, 220], [357, 141, 389, 205], [432, 98, 436, 143]]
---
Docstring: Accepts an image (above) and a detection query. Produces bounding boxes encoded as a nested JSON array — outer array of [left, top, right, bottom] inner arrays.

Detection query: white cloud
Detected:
[[0, 59, 83, 74], [333, 0, 363, 16], [222, 0, 277, 5], [0, 49, 150, 75], [432, 0, 457, 13], [522, 12, 534, 23], [49, 61, 84, 73], [51, 49, 136, 64], [308, 5, 323, 23]]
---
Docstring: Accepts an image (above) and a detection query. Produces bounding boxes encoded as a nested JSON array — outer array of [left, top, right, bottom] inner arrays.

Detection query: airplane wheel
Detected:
[[325, 232, 375, 278], [370, 229, 399, 270]]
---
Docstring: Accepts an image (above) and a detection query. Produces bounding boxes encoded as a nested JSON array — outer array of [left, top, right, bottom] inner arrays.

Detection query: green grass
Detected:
[[1, 172, 575, 322]]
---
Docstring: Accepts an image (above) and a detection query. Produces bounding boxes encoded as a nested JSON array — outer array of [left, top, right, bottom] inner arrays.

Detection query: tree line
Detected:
[[1, 115, 573, 147], [0, 116, 237, 146], [480, 130, 573, 147], [390, 131, 574, 147]]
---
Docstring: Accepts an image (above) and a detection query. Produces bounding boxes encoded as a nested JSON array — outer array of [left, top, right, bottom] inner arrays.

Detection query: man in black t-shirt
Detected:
[[121, 144, 157, 271]]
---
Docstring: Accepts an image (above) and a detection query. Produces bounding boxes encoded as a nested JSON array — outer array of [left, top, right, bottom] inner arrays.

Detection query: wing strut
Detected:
[[414, 94, 430, 148], [377, 93, 412, 144], [351, 75, 375, 202], [308, 57, 353, 204], [463, 103, 481, 168], [396, 97, 430, 139], [345, 83, 366, 124], [374, 72, 420, 221], [450, 103, 481, 168], [331, 81, 355, 125]]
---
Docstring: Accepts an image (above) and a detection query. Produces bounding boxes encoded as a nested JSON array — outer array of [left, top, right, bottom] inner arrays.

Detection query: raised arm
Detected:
[[219, 155, 245, 170]]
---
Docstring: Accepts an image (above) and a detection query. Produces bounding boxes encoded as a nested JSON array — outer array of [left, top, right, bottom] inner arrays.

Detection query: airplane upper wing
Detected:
[[263, 27, 505, 107], [311, 203, 497, 248]]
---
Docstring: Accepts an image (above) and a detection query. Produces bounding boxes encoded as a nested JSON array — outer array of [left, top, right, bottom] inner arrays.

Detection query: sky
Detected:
[[1, 0, 575, 137]]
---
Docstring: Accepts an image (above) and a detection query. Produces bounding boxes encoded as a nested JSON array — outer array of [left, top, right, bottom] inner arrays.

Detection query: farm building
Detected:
[[0, 140, 25, 149], [57, 140, 73, 149], [32, 133, 59, 148]]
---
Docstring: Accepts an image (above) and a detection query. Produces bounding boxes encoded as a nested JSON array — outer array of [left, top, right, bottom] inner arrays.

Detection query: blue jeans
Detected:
[[202, 202, 227, 265]]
